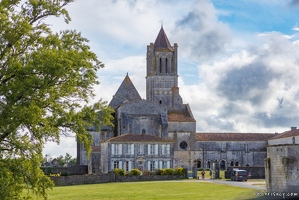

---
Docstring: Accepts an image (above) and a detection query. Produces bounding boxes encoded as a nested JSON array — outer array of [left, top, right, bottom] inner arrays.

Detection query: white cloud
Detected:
[[43, 0, 299, 157]]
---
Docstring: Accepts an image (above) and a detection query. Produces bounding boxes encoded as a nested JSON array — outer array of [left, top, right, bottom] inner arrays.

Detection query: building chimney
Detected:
[[291, 127, 297, 130]]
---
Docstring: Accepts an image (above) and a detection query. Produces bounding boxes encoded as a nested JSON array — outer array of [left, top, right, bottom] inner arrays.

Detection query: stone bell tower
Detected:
[[146, 26, 183, 111]]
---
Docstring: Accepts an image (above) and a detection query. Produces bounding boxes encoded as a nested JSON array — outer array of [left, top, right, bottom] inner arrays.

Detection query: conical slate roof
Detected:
[[109, 74, 142, 109], [154, 26, 173, 51]]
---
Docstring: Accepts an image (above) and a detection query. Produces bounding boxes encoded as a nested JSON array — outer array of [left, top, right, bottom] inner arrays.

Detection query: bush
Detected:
[[49, 173, 61, 177], [129, 169, 141, 176], [61, 172, 71, 176], [154, 169, 162, 175], [112, 168, 126, 176], [161, 168, 175, 175], [142, 169, 151, 176], [174, 167, 184, 175], [165, 168, 174, 175]]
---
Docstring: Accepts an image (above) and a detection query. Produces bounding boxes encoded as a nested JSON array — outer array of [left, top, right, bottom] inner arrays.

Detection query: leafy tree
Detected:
[[0, 0, 113, 199]]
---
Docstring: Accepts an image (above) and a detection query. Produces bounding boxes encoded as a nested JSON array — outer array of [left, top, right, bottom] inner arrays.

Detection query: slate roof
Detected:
[[269, 129, 299, 140], [168, 105, 196, 122], [109, 74, 142, 109], [154, 26, 173, 51], [196, 133, 277, 141], [104, 134, 174, 143]]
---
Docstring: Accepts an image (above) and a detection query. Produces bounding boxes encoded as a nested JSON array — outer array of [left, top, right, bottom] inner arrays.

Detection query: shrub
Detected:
[[142, 169, 151, 176], [49, 173, 61, 177], [112, 168, 126, 176], [61, 172, 71, 176], [161, 169, 167, 175], [161, 168, 174, 175], [175, 167, 184, 175], [154, 169, 162, 175], [129, 169, 141, 176], [165, 168, 174, 175]]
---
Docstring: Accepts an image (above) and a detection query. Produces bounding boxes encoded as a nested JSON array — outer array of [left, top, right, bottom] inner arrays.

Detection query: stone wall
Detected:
[[42, 165, 88, 175], [51, 174, 115, 186], [225, 166, 265, 179], [51, 174, 186, 186], [266, 144, 299, 193]]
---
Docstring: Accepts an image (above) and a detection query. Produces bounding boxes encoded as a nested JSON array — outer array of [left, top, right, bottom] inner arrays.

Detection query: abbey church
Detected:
[[78, 27, 277, 173]]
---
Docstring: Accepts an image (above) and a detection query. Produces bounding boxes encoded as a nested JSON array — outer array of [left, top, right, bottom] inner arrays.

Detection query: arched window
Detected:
[[235, 161, 239, 166], [230, 161, 234, 166], [159, 100, 162, 104], [197, 160, 202, 168], [207, 161, 211, 169], [220, 160, 226, 170], [142, 129, 146, 134]]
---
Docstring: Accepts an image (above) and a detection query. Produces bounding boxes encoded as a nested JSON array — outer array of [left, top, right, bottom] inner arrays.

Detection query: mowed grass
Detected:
[[43, 181, 258, 200]]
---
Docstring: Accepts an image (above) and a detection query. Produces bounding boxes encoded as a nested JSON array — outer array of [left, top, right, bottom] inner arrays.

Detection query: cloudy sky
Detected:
[[44, 0, 299, 158]]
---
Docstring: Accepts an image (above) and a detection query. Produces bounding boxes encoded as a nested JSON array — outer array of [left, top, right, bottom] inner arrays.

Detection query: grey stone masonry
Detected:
[[266, 144, 299, 193]]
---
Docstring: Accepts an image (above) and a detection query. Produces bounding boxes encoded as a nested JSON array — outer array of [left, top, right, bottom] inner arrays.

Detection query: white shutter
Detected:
[[167, 161, 170, 168], [119, 144, 122, 155], [119, 161, 123, 169], [159, 161, 163, 169], [131, 144, 134, 155], [111, 144, 115, 155], [148, 144, 151, 155], [167, 144, 170, 155], [155, 160, 158, 169], [162, 144, 165, 155], [129, 161, 132, 171], [155, 144, 158, 155], [111, 161, 114, 170], [148, 161, 150, 170]]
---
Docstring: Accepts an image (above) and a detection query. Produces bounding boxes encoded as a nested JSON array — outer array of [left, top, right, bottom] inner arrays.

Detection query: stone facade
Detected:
[[100, 134, 174, 173], [78, 27, 277, 175], [266, 128, 299, 193]]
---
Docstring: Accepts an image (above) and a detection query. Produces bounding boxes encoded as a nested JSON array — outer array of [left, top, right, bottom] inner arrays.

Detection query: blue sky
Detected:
[[44, 0, 299, 158]]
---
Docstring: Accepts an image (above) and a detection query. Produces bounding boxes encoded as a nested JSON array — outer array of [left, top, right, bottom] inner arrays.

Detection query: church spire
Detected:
[[153, 26, 173, 51]]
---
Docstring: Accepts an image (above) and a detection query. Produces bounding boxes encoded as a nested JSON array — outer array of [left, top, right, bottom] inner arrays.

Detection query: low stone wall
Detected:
[[51, 174, 186, 186], [51, 174, 115, 186], [42, 165, 88, 175], [116, 175, 185, 182], [225, 166, 265, 179]]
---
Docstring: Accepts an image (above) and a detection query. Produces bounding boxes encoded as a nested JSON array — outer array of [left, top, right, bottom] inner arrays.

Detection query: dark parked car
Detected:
[[231, 169, 248, 181]]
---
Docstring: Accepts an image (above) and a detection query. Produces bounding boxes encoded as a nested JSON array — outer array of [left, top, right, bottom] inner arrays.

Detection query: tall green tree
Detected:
[[0, 0, 113, 199]]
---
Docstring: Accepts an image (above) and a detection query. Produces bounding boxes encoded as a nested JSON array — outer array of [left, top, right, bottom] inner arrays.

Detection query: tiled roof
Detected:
[[269, 129, 299, 140], [196, 133, 277, 141], [104, 134, 174, 143], [168, 106, 196, 122], [92, 146, 101, 152], [154, 26, 173, 51]]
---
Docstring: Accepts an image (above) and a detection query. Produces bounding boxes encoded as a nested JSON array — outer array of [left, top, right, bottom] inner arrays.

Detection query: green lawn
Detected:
[[41, 180, 259, 200]]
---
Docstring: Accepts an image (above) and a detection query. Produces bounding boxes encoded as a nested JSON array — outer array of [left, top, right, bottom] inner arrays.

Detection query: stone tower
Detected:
[[146, 26, 183, 111]]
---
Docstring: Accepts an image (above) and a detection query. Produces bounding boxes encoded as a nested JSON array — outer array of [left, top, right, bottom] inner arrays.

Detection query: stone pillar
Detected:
[[213, 161, 220, 179], [192, 164, 197, 179]]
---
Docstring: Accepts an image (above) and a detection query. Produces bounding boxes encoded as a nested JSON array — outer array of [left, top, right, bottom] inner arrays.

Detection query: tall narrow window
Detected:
[[150, 161, 155, 171], [165, 58, 168, 73], [159, 58, 162, 73], [113, 161, 119, 169]]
